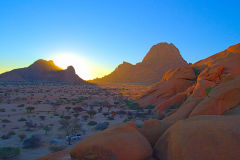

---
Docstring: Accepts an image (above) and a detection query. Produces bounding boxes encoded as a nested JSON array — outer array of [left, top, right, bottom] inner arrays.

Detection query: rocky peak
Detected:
[[29, 59, 62, 71], [142, 42, 186, 65], [226, 43, 240, 54], [66, 66, 76, 73]]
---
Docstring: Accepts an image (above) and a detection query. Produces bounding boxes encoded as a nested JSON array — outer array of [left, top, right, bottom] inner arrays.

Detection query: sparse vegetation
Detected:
[[26, 106, 35, 113], [23, 135, 42, 148], [88, 121, 97, 126], [169, 104, 181, 110], [205, 86, 213, 97], [0, 108, 5, 112], [2, 119, 10, 123], [17, 104, 25, 108], [59, 118, 82, 136], [0, 147, 20, 159], [18, 134, 26, 141], [145, 105, 155, 109], [18, 118, 27, 121]]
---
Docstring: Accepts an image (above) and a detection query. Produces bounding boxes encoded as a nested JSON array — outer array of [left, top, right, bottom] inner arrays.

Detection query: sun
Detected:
[[52, 53, 91, 80]]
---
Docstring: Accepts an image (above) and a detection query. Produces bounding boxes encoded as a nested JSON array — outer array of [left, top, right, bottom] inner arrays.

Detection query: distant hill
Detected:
[[0, 59, 86, 84], [90, 43, 187, 85]]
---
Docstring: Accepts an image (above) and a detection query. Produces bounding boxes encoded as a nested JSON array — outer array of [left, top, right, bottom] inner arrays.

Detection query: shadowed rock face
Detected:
[[0, 59, 86, 84], [70, 122, 152, 160], [154, 115, 240, 160], [90, 43, 187, 84]]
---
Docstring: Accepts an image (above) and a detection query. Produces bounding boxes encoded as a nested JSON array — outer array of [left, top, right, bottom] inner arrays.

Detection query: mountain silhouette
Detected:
[[0, 59, 86, 84]]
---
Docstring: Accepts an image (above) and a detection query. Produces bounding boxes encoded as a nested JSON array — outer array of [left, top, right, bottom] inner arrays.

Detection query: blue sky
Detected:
[[0, 0, 239, 79]]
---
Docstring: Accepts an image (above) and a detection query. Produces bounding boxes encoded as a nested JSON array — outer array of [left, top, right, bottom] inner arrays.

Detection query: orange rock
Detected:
[[163, 97, 203, 123], [138, 65, 195, 107], [70, 123, 152, 160], [154, 92, 187, 111], [190, 76, 240, 116], [193, 43, 240, 78], [197, 65, 224, 82], [90, 43, 187, 84], [140, 119, 162, 146], [162, 65, 196, 81], [36, 150, 71, 160], [154, 115, 240, 160], [191, 79, 215, 97]]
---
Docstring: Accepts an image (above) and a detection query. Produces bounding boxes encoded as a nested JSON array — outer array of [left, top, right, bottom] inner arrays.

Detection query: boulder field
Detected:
[[37, 43, 240, 160]]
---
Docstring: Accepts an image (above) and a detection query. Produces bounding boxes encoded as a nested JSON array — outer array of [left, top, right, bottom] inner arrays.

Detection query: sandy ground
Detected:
[[0, 83, 152, 160]]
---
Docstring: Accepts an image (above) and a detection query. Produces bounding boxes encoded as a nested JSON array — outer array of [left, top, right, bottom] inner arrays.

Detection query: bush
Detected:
[[2, 119, 10, 123], [118, 110, 126, 114], [0, 147, 20, 159], [82, 115, 89, 121], [137, 124, 142, 129], [151, 113, 163, 120], [205, 86, 212, 96], [88, 121, 97, 126], [95, 122, 109, 131], [7, 131, 16, 136], [145, 105, 155, 109], [1, 135, 10, 140], [107, 116, 114, 120], [169, 104, 180, 110], [23, 135, 42, 148], [18, 118, 27, 122], [124, 100, 139, 110], [17, 104, 25, 108], [123, 118, 130, 123], [0, 109, 5, 112], [102, 112, 109, 117], [18, 134, 26, 141]]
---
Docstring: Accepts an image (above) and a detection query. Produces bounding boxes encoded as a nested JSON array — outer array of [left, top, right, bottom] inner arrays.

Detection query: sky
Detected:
[[0, 0, 239, 80]]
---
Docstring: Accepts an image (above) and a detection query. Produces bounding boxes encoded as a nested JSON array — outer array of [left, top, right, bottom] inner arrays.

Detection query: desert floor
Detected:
[[0, 83, 152, 160]]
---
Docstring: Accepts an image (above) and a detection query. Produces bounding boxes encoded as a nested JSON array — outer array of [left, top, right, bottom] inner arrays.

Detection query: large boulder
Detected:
[[154, 84, 195, 112], [138, 65, 195, 107], [154, 115, 240, 160], [163, 97, 203, 123], [70, 122, 152, 160], [190, 76, 240, 116], [140, 119, 162, 146]]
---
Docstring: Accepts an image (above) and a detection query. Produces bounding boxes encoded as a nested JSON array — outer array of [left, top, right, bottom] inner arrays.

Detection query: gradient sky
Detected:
[[0, 0, 239, 80]]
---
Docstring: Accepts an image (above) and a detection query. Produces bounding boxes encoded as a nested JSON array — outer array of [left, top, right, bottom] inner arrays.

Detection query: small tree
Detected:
[[65, 106, 71, 112], [87, 110, 96, 119], [43, 125, 51, 135], [18, 134, 26, 141], [26, 106, 35, 113], [59, 118, 82, 137]]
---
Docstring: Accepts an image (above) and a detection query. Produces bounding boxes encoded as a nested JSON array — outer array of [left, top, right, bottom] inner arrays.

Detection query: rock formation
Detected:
[[154, 115, 240, 160], [70, 122, 152, 160], [0, 59, 86, 84], [90, 43, 187, 84]]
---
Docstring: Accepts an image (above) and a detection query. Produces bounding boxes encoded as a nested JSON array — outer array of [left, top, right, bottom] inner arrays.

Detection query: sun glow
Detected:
[[52, 54, 91, 80], [51, 53, 112, 80]]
